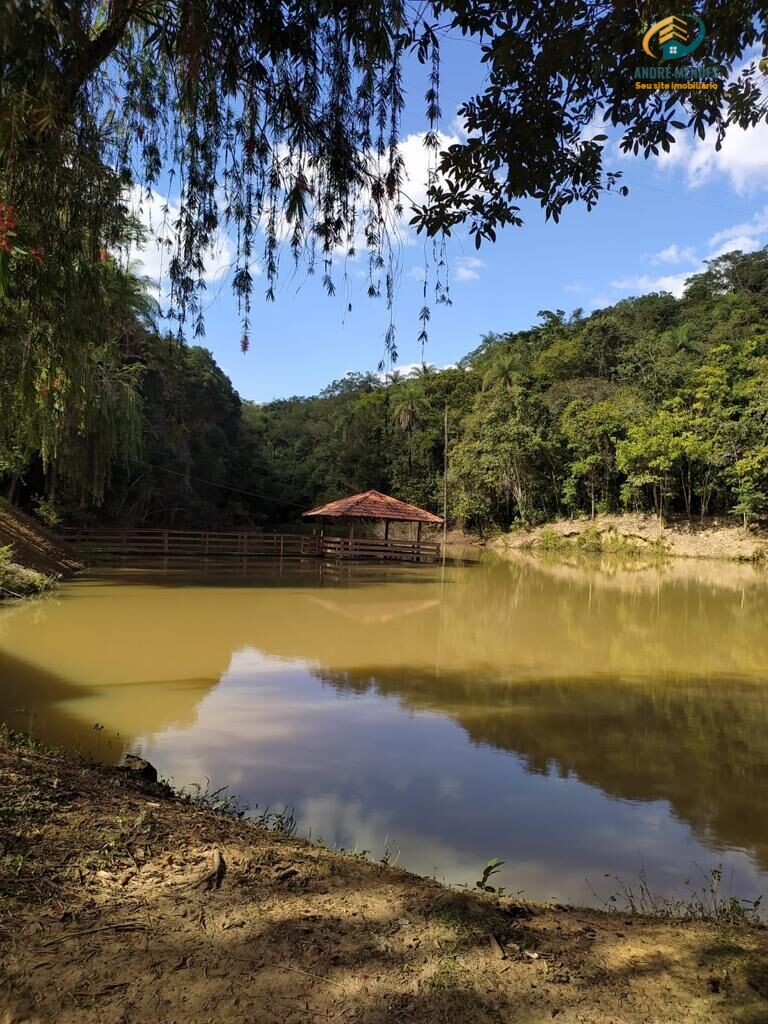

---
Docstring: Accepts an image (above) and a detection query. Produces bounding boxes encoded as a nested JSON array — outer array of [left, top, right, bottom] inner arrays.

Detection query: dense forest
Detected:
[[2, 247, 768, 533], [3, 4, 767, 538]]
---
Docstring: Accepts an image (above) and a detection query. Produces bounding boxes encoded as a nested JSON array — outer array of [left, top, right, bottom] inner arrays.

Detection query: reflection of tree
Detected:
[[0, 645, 216, 762], [315, 663, 768, 871], [0, 649, 128, 759], [430, 559, 768, 682], [6, 555, 768, 867]]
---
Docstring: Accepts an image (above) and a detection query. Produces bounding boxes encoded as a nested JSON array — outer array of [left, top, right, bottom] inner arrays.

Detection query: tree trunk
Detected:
[[46, 463, 58, 499], [680, 464, 691, 520]]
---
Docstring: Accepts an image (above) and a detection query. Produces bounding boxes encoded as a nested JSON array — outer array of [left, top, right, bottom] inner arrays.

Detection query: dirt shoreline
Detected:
[[2, 735, 767, 1023], [489, 513, 768, 562]]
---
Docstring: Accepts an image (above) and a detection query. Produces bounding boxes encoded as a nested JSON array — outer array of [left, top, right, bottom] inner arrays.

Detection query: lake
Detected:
[[2, 552, 768, 910]]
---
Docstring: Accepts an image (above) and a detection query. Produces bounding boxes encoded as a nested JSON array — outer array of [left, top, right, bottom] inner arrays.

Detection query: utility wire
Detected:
[[140, 461, 309, 509]]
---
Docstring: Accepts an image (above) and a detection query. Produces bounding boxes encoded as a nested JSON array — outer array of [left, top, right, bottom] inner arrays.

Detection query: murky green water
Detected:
[[2, 553, 768, 908]]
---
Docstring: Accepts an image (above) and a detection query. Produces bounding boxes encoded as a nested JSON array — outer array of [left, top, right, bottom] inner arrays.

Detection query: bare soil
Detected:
[[2, 735, 767, 1023], [0, 501, 80, 578], [495, 513, 768, 562]]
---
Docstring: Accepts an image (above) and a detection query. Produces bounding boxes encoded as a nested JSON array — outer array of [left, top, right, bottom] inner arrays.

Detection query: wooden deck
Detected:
[[58, 528, 441, 564]]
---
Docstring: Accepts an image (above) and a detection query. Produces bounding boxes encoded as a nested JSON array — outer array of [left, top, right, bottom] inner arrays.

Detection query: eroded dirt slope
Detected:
[[0, 500, 80, 577]]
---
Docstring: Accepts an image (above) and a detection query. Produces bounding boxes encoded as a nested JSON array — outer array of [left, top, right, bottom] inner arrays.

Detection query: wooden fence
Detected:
[[58, 528, 441, 564]]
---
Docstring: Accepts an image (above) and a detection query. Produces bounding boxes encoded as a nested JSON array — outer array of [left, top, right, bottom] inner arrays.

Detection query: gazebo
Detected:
[[303, 490, 443, 562]]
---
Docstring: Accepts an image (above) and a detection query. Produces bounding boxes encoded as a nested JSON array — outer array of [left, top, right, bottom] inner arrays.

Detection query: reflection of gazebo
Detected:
[[304, 490, 443, 562], [305, 594, 440, 624]]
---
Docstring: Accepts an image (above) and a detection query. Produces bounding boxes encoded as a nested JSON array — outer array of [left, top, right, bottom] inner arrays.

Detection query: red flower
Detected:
[[30, 247, 44, 265], [99, 249, 109, 262], [0, 202, 17, 231], [0, 202, 18, 254]]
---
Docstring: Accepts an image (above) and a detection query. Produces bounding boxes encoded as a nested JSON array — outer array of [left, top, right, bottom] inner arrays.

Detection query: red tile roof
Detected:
[[304, 490, 443, 523]]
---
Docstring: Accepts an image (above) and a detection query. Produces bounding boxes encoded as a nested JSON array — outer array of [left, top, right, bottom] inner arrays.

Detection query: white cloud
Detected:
[[257, 131, 461, 265], [649, 243, 697, 265], [662, 121, 768, 194], [125, 186, 244, 298], [611, 270, 695, 299], [608, 205, 768, 301], [652, 54, 768, 194], [123, 133, 464, 303], [613, 54, 768, 196], [454, 255, 484, 282], [709, 233, 762, 258], [706, 206, 768, 257], [564, 282, 589, 294], [449, 110, 469, 141], [394, 131, 460, 210]]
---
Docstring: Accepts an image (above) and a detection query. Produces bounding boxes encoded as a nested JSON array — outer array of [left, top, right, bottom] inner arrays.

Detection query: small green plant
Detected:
[[176, 779, 248, 818], [33, 495, 60, 529], [380, 837, 400, 867], [475, 857, 507, 895], [340, 846, 371, 861], [537, 527, 562, 552], [575, 526, 603, 553], [254, 803, 297, 836], [596, 864, 764, 926]]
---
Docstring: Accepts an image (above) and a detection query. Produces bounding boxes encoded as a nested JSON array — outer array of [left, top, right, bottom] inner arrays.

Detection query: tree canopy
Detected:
[[1, 2, 766, 353]]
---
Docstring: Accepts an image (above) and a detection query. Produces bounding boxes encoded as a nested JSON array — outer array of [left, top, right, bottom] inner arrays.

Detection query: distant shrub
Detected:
[[537, 527, 563, 552], [575, 526, 603, 553]]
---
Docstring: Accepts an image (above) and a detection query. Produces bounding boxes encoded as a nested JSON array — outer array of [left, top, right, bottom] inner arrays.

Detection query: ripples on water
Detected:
[[2, 551, 768, 909]]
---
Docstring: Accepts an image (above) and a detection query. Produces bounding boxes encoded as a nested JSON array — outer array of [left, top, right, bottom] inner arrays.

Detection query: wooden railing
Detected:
[[58, 528, 440, 563], [319, 536, 439, 563]]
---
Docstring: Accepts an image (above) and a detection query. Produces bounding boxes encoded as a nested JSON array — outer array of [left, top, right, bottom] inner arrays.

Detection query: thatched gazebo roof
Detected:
[[304, 490, 443, 524]]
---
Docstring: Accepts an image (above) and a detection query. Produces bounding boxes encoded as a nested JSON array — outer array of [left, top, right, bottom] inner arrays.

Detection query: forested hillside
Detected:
[[2, 248, 768, 532]]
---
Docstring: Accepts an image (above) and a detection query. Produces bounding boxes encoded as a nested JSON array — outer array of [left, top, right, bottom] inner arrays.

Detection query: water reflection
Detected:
[[2, 554, 768, 905]]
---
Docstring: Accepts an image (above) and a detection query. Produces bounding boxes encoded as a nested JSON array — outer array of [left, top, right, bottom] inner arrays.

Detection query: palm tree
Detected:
[[359, 371, 382, 393], [482, 353, 519, 391], [411, 362, 435, 380], [392, 383, 429, 471]]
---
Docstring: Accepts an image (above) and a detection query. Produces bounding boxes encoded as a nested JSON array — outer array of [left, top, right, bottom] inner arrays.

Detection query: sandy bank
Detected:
[[493, 513, 768, 562]]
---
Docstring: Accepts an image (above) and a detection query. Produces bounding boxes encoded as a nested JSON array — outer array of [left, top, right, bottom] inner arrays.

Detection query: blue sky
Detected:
[[129, 36, 768, 403]]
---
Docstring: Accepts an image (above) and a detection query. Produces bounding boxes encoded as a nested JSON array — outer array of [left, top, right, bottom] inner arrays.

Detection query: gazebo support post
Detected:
[[384, 520, 389, 541], [416, 521, 422, 561]]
